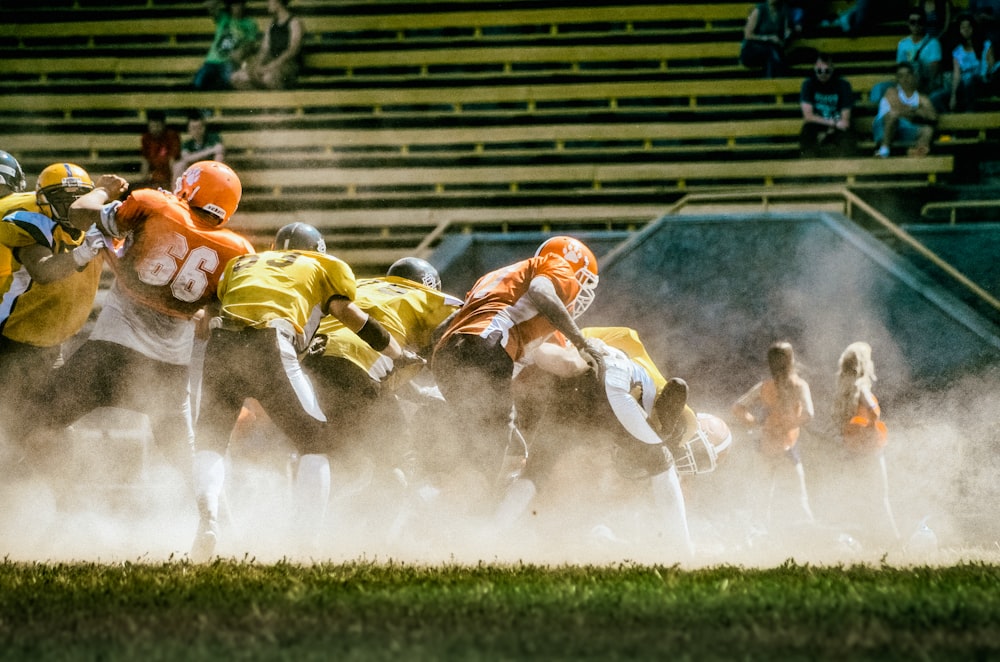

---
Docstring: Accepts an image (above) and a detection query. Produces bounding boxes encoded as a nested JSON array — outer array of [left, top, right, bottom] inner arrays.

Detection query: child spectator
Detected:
[[799, 53, 857, 157], [193, 0, 259, 91], [139, 110, 181, 189], [231, 0, 304, 90], [173, 111, 226, 183]]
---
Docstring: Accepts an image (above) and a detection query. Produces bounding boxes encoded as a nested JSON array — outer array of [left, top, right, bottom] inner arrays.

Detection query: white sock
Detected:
[[651, 466, 693, 557], [193, 450, 225, 522], [294, 453, 331, 537], [493, 478, 536, 530]]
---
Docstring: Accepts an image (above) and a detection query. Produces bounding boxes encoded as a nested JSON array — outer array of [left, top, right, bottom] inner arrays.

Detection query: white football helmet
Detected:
[[674, 413, 733, 475]]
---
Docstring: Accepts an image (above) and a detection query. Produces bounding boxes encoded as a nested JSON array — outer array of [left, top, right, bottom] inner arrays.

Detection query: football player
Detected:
[[304, 256, 462, 478], [19, 161, 254, 479], [190, 223, 423, 562], [511, 326, 725, 557], [430, 236, 604, 507], [0, 162, 127, 446], [731, 341, 816, 525]]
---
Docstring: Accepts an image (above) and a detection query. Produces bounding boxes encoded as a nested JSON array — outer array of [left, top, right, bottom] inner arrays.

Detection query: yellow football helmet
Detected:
[[35, 162, 94, 224]]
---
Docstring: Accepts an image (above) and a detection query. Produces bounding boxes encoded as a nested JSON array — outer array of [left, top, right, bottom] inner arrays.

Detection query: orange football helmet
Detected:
[[535, 235, 599, 318], [35, 162, 94, 224], [174, 161, 241, 225]]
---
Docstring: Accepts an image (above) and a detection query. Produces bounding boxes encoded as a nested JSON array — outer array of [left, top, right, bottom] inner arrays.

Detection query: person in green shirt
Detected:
[[193, 0, 259, 90]]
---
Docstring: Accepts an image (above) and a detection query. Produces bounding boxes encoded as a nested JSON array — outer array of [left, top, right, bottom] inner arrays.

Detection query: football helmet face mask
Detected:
[[535, 236, 599, 319], [272, 222, 326, 253], [174, 161, 241, 225], [674, 413, 733, 475], [0, 150, 27, 193], [387, 256, 442, 291], [35, 162, 94, 225]]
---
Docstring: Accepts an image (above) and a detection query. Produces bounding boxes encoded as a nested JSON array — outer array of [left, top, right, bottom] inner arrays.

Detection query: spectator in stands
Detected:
[[899, 8, 944, 93], [873, 61, 938, 158], [983, 27, 1000, 97], [139, 110, 181, 189], [921, 0, 954, 38], [173, 111, 225, 182], [231, 0, 304, 90], [193, 0, 259, 91], [821, 0, 898, 36], [932, 13, 988, 112], [869, 8, 944, 103], [799, 53, 857, 157], [739, 0, 794, 78]]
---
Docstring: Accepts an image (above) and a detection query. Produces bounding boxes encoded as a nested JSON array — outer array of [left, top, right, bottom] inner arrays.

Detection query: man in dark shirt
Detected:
[[799, 53, 857, 158]]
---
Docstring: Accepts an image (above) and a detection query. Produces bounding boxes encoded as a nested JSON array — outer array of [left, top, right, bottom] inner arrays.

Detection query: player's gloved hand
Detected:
[[72, 225, 107, 267], [579, 338, 606, 380], [394, 348, 426, 369], [306, 333, 328, 358]]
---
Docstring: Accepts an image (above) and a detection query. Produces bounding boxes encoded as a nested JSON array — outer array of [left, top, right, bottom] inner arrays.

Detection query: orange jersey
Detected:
[[843, 392, 888, 454], [104, 188, 254, 319], [759, 380, 803, 456], [434, 254, 580, 363]]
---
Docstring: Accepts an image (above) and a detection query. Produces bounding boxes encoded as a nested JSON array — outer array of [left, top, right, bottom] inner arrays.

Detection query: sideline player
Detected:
[[732, 340, 816, 525], [431, 237, 603, 495], [190, 223, 423, 561], [1, 163, 127, 447], [831, 340, 899, 541], [21, 161, 254, 477]]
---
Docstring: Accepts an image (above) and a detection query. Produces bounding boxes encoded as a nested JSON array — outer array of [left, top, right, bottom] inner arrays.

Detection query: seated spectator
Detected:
[[139, 110, 181, 189], [821, 0, 898, 36], [231, 0, 304, 90], [173, 111, 225, 183], [739, 0, 794, 79], [873, 62, 938, 158], [870, 8, 944, 103], [799, 53, 857, 157], [983, 30, 1000, 97], [932, 13, 988, 112], [921, 0, 954, 38], [193, 0, 259, 91], [899, 9, 944, 93]]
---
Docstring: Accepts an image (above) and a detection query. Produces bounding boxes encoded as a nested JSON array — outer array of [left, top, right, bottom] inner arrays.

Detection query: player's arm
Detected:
[[17, 243, 89, 284], [731, 382, 762, 427], [67, 174, 130, 232], [326, 296, 404, 359], [795, 378, 815, 426], [526, 275, 587, 349], [530, 341, 590, 378]]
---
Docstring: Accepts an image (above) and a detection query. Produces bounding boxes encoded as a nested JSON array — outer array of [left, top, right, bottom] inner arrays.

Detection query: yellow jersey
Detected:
[[219, 249, 358, 351], [0, 192, 39, 281], [0, 208, 102, 347], [318, 276, 461, 384], [583, 326, 667, 394]]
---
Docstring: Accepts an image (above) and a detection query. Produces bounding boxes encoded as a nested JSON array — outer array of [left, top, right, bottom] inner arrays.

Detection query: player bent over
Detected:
[[190, 223, 422, 562], [430, 236, 604, 518]]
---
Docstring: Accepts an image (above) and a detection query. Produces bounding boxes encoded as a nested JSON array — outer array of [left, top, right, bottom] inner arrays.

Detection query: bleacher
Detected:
[[1, 0, 991, 272]]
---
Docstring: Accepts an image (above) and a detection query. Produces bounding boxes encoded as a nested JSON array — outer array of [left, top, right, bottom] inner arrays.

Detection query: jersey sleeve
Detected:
[[318, 253, 358, 301], [0, 211, 57, 250]]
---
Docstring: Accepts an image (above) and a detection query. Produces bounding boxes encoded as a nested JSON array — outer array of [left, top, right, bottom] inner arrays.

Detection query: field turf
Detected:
[[2, 559, 999, 660]]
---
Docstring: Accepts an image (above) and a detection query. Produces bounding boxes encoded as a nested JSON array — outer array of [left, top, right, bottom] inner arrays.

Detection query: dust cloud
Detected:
[[1, 363, 998, 569]]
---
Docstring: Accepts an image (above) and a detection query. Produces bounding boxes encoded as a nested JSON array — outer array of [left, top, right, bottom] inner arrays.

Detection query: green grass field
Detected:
[[2, 559, 1000, 660]]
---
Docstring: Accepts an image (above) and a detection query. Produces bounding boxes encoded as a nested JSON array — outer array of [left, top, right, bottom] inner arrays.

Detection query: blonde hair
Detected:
[[833, 341, 877, 426]]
